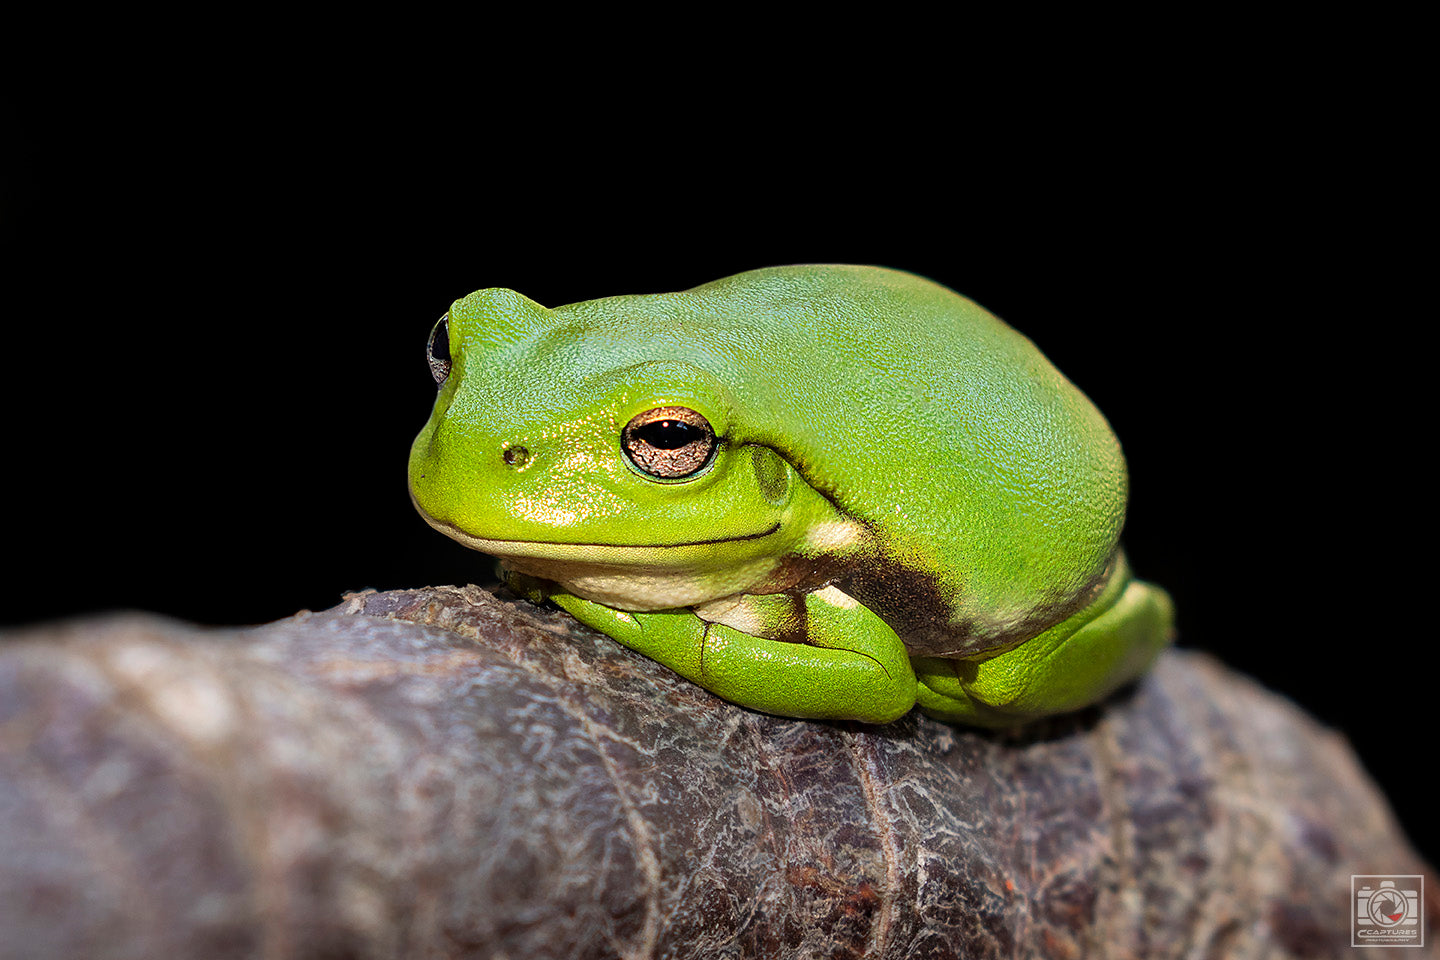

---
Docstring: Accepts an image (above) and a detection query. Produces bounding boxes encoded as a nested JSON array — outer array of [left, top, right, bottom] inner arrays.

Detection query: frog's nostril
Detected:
[[502, 444, 531, 468]]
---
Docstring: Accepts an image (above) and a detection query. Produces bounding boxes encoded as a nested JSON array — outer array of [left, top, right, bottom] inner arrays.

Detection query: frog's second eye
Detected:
[[427, 316, 451, 386], [622, 406, 716, 479]]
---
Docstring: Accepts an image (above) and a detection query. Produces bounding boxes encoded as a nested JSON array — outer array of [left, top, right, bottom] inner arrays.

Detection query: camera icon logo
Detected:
[[1353, 875, 1424, 947]]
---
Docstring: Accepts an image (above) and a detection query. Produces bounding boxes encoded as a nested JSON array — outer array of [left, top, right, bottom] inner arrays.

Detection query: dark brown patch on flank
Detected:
[[833, 528, 1123, 659]]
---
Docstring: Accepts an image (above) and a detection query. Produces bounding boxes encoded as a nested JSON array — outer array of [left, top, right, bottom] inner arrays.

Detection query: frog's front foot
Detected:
[[548, 586, 917, 723], [499, 567, 552, 606]]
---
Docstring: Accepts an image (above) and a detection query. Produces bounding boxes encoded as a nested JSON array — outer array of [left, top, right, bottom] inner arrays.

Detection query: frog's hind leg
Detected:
[[913, 565, 1174, 728], [550, 585, 918, 723]]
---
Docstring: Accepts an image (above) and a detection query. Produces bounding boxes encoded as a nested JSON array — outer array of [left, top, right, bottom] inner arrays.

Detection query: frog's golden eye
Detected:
[[426, 316, 451, 386], [622, 407, 716, 479]]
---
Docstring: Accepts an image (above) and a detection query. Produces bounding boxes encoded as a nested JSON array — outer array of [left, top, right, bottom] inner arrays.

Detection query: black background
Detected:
[[5, 86, 1427, 867]]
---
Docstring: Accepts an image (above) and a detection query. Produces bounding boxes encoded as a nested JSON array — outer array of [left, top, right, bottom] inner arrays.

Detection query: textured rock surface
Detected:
[[1, 585, 1433, 959]]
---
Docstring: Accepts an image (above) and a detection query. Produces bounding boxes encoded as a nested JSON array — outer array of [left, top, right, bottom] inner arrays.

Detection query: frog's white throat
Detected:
[[499, 552, 785, 611], [422, 515, 786, 611]]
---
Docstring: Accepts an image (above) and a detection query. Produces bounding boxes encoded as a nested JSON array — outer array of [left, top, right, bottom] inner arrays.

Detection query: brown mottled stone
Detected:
[[1, 586, 1433, 959]]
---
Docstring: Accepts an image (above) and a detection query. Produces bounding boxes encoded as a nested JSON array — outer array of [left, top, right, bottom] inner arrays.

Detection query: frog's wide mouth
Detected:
[[418, 511, 782, 561]]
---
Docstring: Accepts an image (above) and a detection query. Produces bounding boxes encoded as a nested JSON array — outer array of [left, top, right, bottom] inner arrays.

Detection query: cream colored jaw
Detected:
[[417, 512, 788, 611]]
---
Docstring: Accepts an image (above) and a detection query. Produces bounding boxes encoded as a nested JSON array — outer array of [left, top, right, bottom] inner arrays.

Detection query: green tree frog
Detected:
[[409, 265, 1173, 726]]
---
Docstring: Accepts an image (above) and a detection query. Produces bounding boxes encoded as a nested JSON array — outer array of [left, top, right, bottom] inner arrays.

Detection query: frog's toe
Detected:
[[912, 658, 1017, 727], [499, 567, 553, 605]]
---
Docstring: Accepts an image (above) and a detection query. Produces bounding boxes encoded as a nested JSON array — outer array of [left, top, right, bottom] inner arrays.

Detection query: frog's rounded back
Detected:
[[617, 265, 1129, 655]]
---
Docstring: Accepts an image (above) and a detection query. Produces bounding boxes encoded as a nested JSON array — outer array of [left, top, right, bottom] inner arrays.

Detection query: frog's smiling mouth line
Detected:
[[420, 512, 782, 552], [462, 523, 782, 549]]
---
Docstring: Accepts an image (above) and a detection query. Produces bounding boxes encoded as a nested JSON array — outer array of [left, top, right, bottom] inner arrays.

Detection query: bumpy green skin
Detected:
[[409, 265, 1173, 726]]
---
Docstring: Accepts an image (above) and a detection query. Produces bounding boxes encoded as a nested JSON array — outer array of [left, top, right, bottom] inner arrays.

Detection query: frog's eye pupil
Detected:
[[638, 420, 697, 450], [427, 316, 451, 386], [623, 407, 716, 479]]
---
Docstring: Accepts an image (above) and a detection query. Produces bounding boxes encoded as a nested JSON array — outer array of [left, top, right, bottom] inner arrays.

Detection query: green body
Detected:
[[409, 265, 1173, 725]]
